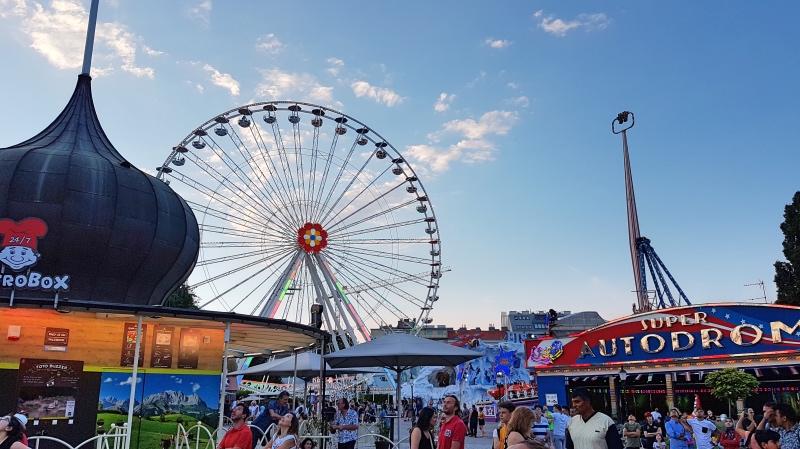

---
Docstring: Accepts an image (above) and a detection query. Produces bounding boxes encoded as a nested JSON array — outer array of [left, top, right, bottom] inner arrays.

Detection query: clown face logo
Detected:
[[0, 218, 47, 272], [0, 246, 39, 271]]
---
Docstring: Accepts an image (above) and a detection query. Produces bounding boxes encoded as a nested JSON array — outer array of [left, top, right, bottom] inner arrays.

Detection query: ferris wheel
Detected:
[[156, 101, 443, 349]]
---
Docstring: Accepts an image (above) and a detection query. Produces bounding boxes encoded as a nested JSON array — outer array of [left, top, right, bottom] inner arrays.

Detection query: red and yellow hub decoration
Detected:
[[297, 223, 328, 253]]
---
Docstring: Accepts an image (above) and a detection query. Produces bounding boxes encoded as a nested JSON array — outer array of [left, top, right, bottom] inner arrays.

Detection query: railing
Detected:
[[24, 420, 408, 449], [28, 424, 130, 449]]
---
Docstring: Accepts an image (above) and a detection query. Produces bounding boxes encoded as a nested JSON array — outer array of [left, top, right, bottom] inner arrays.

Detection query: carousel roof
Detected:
[[0, 74, 199, 306]]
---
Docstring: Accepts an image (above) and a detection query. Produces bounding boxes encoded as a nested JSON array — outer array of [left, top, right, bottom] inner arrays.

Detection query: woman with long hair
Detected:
[[263, 413, 299, 449], [300, 438, 316, 449], [0, 414, 29, 449], [411, 407, 437, 449], [505, 407, 536, 447]]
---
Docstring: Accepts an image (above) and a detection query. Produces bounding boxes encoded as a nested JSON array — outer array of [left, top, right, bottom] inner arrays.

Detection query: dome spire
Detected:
[[81, 0, 100, 76]]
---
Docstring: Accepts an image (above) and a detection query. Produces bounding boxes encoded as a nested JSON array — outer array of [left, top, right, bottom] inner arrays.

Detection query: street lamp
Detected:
[[618, 368, 628, 418]]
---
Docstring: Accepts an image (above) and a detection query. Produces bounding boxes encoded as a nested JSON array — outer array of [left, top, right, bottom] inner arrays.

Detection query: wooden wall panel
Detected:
[[0, 308, 224, 372]]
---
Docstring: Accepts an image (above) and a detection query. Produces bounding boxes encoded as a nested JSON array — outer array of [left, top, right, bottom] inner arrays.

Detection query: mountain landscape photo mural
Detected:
[[98, 372, 219, 417]]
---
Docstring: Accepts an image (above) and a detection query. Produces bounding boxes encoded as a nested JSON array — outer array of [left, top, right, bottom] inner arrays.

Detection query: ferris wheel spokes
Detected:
[[316, 253, 372, 343], [159, 101, 442, 340], [258, 250, 305, 318]]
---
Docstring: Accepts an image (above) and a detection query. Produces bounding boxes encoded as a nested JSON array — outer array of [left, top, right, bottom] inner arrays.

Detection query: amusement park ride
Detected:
[[157, 102, 444, 350], [613, 111, 692, 313], [487, 381, 536, 401]]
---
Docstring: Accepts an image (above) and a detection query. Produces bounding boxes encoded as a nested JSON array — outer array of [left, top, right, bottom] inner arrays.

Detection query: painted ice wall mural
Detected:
[[400, 332, 535, 406]]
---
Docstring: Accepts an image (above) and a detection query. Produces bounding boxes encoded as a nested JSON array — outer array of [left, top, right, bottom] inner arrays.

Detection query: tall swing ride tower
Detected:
[[613, 112, 691, 313]]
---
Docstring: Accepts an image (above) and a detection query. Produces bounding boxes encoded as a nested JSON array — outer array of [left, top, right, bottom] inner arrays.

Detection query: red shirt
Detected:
[[218, 423, 253, 449], [439, 415, 467, 449]]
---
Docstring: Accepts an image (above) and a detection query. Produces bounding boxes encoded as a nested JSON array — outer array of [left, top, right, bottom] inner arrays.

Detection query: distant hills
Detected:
[[99, 390, 215, 416]]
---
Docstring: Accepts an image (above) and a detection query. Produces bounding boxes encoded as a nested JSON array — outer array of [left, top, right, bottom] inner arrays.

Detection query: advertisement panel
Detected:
[[526, 304, 800, 368], [17, 358, 83, 419]]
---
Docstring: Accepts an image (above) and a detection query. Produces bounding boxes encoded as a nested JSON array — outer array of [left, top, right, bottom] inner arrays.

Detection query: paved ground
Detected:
[[390, 419, 501, 449]]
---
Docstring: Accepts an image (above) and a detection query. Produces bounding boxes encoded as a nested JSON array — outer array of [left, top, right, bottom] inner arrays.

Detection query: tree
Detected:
[[164, 283, 199, 309], [775, 192, 800, 305], [705, 368, 759, 415]]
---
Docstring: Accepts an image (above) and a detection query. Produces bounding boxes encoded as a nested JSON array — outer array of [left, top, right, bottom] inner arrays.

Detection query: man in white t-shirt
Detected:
[[566, 388, 622, 449], [687, 409, 719, 449]]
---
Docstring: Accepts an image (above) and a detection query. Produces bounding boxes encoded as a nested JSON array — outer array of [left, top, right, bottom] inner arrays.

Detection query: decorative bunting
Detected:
[[791, 367, 799, 375]]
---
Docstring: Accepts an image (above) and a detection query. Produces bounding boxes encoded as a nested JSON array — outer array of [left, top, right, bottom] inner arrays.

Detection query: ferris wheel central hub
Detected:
[[297, 222, 328, 253]]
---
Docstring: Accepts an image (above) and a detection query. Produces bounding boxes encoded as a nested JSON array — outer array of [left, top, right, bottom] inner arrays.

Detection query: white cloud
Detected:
[[537, 12, 611, 37], [406, 110, 519, 172], [533, 10, 543, 18], [485, 38, 511, 49], [439, 110, 518, 140], [0, 0, 28, 17], [174, 377, 183, 384], [507, 82, 519, 89], [119, 376, 143, 386], [327, 58, 344, 76], [15, 0, 154, 78], [466, 71, 486, 88], [506, 96, 529, 107], [188, 0, 211, 25], [256, 33, 282, 54], [191, 382, 201, 392], [255, 69, 333, 103], [350, 80, 403, 107], [203, 64, 240, 96], [143, 45, 163, 56], [104, 377, 112, 383], [434, 92, 455, 112]]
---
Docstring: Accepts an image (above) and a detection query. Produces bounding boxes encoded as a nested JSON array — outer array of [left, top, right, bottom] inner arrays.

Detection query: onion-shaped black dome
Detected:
[[0, 74, 199, 305]]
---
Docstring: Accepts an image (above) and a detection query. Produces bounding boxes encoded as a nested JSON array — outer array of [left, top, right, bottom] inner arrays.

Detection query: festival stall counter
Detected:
[[0, 301, 327, 447], [526, 304, 800, 416]]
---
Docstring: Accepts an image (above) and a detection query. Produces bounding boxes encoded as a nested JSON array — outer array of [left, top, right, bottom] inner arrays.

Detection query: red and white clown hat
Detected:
[[0, 218, 48, 252]]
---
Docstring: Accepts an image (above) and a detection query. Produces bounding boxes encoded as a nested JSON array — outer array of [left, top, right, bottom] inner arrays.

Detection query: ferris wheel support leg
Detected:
[[316, 253, 373, 342], [259, 250, 305, 318], [304, 254, 349, 350]]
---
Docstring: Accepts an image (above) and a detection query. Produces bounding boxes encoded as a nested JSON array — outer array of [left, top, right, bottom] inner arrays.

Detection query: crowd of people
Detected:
[[4, 389, 793, 449]]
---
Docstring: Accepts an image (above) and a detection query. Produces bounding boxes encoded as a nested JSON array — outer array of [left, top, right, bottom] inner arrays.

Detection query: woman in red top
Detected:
[[719, 416, 741, 449]]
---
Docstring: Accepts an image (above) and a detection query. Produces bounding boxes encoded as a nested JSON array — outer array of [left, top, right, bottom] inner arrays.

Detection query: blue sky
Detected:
[[1, 1, 799, 328]]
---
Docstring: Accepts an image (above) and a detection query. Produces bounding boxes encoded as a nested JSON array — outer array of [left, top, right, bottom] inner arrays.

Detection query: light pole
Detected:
[[618, 368, 628, 418], [410, 374, 415, 420]]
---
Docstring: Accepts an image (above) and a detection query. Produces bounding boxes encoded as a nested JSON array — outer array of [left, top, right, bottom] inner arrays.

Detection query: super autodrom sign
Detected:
[[525, 304, 800, 368]]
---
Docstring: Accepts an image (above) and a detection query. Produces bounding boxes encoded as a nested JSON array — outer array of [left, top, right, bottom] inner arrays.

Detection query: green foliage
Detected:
[[775, 192, 800, 305], [96, 413, 213, 449], [376, 420, 391, 438], [705, 368, 759, 403], [164, 283, 199, 309]]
